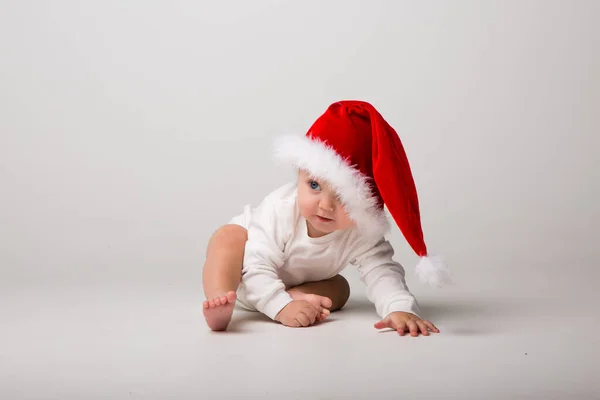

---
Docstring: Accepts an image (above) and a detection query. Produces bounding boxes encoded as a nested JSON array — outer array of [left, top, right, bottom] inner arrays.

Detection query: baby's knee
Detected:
[[214, 224, 247, 242], [207, 224, 248, 252], [331, 274, 351, 306]]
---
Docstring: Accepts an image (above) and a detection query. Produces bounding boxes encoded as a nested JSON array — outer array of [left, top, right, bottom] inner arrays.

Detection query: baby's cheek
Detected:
[[336, 212, 354, 229], [298, 202, 312, 218]]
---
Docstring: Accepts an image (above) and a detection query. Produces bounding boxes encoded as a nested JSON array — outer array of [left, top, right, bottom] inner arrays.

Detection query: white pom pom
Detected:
[[415, 254, 452, 287]]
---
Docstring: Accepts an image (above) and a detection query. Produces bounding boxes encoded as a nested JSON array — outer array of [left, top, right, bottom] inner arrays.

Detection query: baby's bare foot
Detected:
[[287, 291, 333, 321], [203, 291, 237, 331]]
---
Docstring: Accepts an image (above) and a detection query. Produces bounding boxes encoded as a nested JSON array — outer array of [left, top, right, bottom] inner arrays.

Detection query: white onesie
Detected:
[[229, 182, 420, 320]]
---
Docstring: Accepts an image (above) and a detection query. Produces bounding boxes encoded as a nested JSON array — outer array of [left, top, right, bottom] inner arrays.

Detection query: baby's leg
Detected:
[[287, 274, 351, 317], [202, 224, 247, 331]]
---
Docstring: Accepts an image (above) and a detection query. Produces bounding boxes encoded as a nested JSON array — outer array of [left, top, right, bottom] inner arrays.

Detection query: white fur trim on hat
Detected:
[[273, 134, 389, 238], [415, 254, 452, 287]]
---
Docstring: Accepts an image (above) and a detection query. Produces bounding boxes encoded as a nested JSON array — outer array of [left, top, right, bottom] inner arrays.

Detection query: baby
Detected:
[[202, 100, 451, 336]]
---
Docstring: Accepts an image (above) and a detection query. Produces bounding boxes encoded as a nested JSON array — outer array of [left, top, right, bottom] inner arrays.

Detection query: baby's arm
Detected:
[[240, 196, 294, 320], [355, 238, 421, 318], [240, 195, 321, 327], [356, 238, 439, 336], [241, 198, 324, 326]]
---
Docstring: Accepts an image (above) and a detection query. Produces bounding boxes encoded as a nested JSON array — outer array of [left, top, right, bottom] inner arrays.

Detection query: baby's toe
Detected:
[[321, 297, 333, 309], [226, 291, 237, 303]]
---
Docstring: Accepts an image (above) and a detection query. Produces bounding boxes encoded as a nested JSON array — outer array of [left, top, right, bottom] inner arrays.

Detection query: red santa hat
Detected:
[[273, 100, 451, 287]]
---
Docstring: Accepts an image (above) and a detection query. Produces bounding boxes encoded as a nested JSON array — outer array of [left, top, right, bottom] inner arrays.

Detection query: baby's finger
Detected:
[[295, 313, 311, 327], [307, 305, 320, 320], [318, 307, 329, 318], [286, 318, 300, 328], [374, 319, 390, 330], [316, 312, 328, 322], [423, 320, 440, 333], [303, 302, 319, 314], [301, 309, 317, 325], [396, 321, 407, 336], [416, 320, 430, 336], [407, 320, 419, 337]]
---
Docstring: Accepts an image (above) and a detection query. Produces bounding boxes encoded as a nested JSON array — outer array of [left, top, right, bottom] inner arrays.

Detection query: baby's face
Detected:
[[297, 169, 355, 238]]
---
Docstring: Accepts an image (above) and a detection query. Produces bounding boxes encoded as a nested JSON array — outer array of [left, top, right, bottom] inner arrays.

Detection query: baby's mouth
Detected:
[[316, 215, 334, 222]]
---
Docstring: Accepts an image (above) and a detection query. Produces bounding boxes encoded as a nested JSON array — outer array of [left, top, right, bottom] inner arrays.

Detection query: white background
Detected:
[[1, 1, 599, 399]]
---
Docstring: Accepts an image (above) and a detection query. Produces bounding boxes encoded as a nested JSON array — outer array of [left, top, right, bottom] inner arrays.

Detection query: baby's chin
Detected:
[[312, 218, 340, 232]]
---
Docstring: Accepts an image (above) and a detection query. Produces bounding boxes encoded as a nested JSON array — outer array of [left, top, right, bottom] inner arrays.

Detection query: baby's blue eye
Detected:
[[309, 180, 321, 190]]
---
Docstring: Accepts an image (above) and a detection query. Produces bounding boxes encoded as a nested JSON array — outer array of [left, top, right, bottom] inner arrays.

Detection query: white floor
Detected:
[[2, 263, 598, 399], [2, 1, 599, 398]]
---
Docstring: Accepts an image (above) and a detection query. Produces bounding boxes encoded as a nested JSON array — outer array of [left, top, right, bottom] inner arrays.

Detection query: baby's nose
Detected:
[[319, 196, 335, 211]]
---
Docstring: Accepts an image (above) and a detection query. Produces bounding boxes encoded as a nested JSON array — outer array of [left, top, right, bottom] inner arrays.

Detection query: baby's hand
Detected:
[[374, 311, 440, 337], [275, 300, 320, 327]]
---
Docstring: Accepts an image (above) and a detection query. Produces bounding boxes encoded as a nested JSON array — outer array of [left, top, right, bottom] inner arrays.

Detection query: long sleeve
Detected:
[[355, 238, 421, 319], [239, 195, 295, 320]]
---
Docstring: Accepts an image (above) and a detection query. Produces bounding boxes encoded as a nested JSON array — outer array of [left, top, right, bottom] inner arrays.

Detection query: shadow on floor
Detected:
[[221, 310, 265, 333], [225, 305, 339, 332], [220, 296, 534, 335], [417, 297, 520, 322], [341, 296, 531, 336]]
